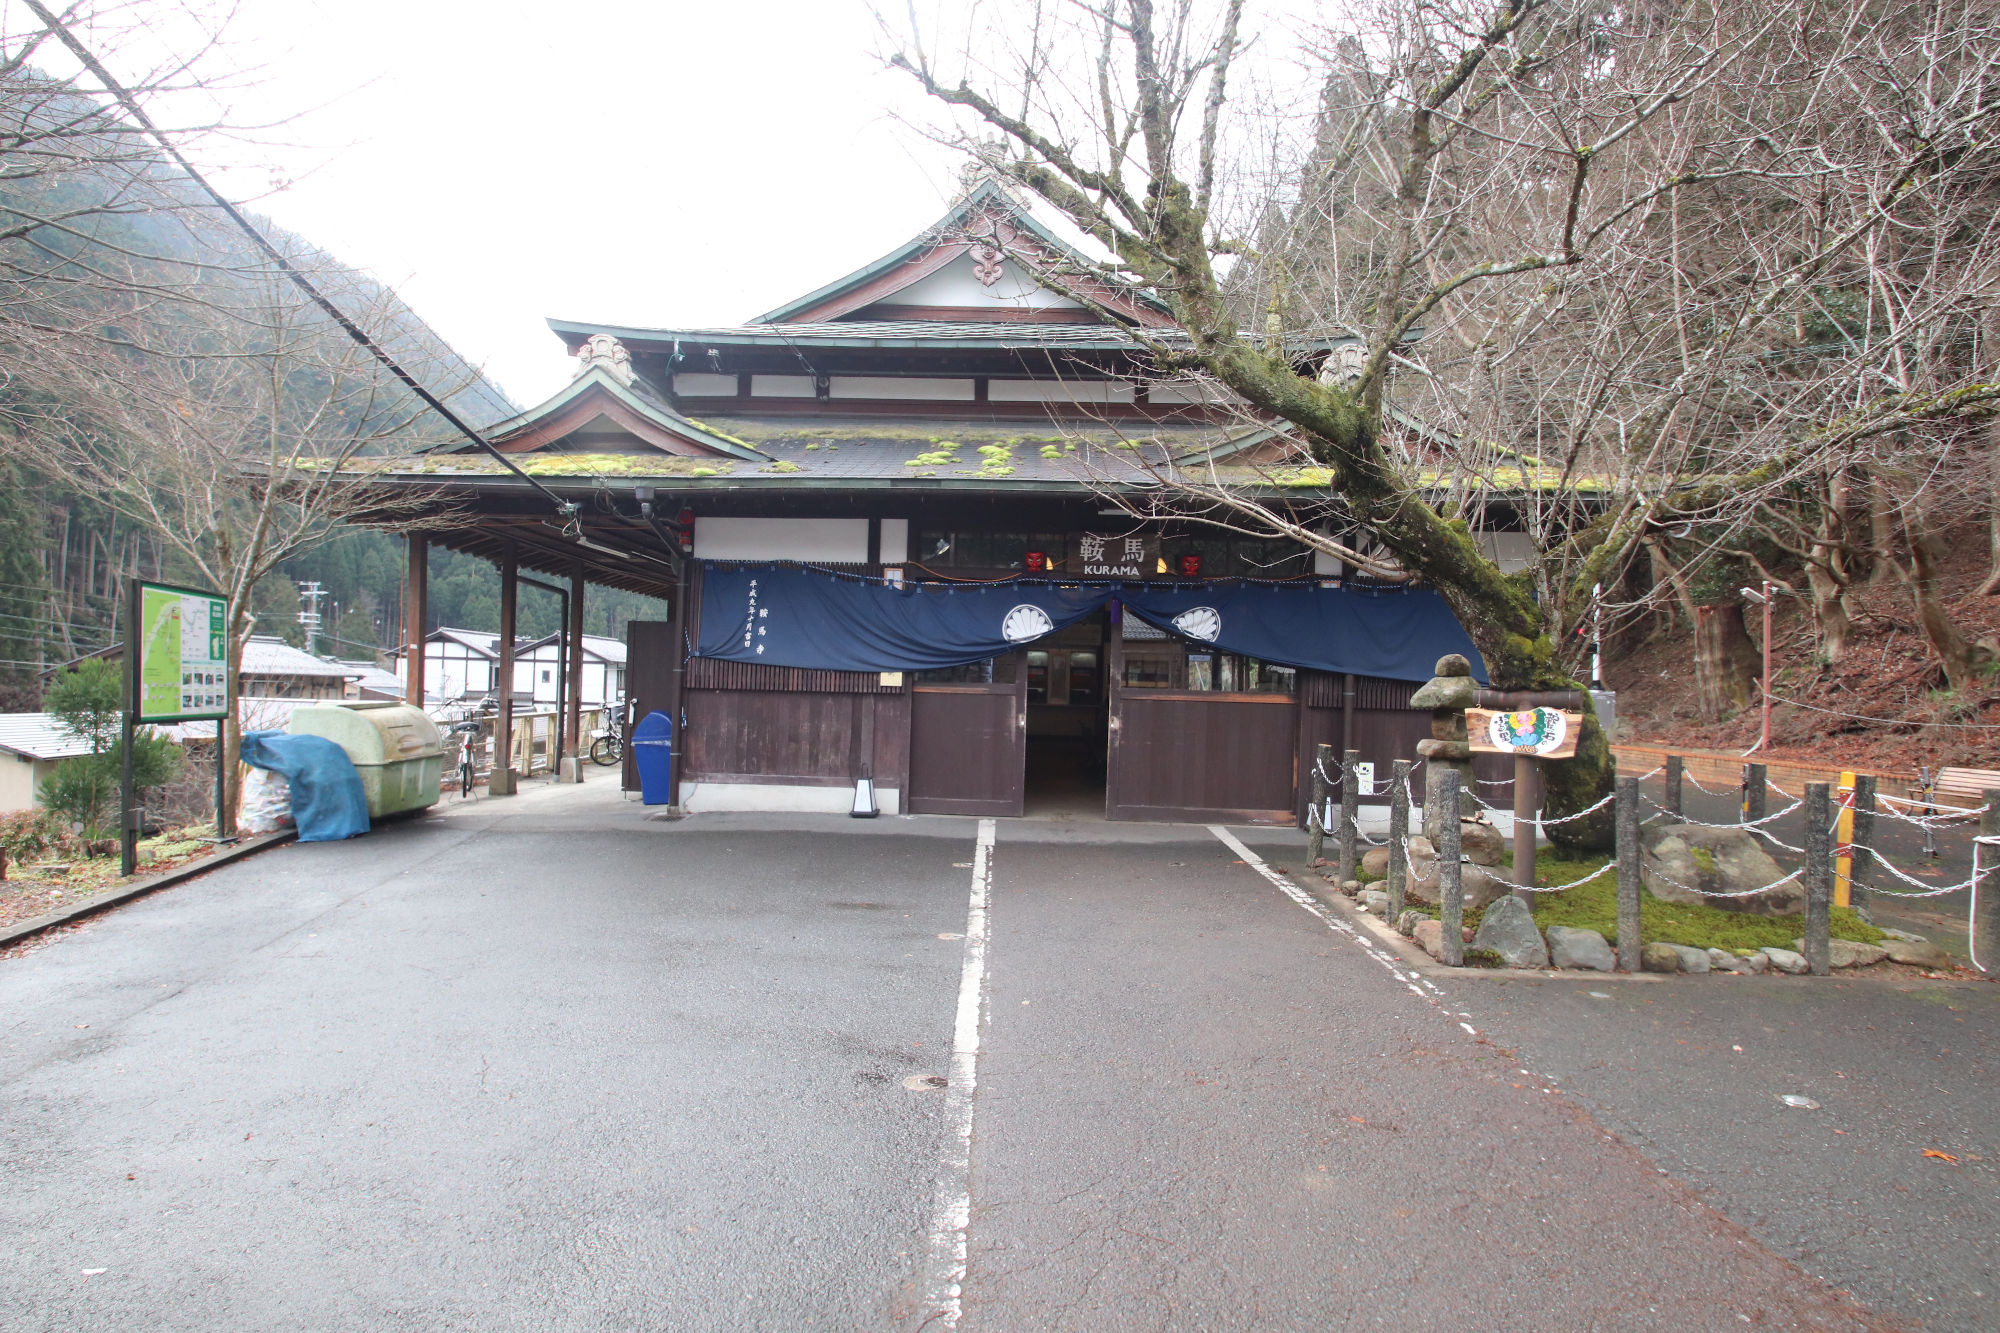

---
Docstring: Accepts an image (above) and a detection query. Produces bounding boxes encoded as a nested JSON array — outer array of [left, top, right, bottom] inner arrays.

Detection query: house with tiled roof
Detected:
[[347, 176, 1525, 820]]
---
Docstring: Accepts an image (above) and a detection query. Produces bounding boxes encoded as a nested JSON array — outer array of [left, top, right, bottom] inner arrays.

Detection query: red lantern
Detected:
[[1024, 550, 1048, 573], [1178, 553, 1203, 578]]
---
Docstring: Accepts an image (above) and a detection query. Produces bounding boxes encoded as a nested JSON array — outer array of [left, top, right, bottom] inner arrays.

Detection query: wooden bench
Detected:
[[1905, 767, 2000, 814]]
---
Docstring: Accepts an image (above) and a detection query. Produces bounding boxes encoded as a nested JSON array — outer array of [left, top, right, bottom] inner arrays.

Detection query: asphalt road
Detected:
[[0, 781, 1986, 1330]]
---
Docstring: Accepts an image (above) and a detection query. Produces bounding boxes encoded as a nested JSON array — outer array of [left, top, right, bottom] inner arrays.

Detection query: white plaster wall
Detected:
[[694, 516, 870, 563], [988, 379, 1136, 403], [0, 755, 45, 812], [879, 518, 910, 563], [681, 780, 903, 816], [1478, 531, 1537, 574], [672, 372, 738, 396], [1148, 381, 1243, 405], [890, 253, 1081, 309], [828, 377, 976, 400], [751, 375, 815, 397]]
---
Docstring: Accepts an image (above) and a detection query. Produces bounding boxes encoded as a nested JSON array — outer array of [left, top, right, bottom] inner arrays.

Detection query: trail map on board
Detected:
[[135, 582, 228, 722]]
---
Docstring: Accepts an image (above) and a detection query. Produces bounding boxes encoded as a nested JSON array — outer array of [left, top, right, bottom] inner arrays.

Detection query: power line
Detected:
[[25, 1, 580, 522]]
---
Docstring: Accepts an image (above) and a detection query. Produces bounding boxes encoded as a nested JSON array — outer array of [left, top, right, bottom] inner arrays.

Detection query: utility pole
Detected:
[[298, 580, 325, 656]]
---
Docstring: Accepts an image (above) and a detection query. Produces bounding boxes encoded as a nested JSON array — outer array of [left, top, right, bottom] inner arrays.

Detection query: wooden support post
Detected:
[[1307, 742, 1329, 868], [402, 528, 426, 700], [1803, 782, 1833, 976], [1387, 759, 1410, 923], [1616, 777, 1641, 971], [404, 534, 427, 706], [565, 562, 585, 782], [1848, 774, 1876, 909], [1511, 752, 1535, 906], [1741, 762, 1767, 826], [1979, 791, 2000, 976], [491, 547, 518, 796], [1664, 754, 1683, 820], [1438, 770, 1464, 967], [1337, 747, 1359, 886]]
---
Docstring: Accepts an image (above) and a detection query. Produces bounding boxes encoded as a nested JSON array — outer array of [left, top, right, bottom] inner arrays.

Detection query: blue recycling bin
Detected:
[[631, 710, 675, 806]]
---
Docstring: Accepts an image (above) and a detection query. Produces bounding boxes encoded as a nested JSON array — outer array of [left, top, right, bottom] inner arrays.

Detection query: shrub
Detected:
[[37, 660, 182, 847]]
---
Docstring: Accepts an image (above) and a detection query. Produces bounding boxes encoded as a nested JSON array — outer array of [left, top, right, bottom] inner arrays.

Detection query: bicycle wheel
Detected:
[[461, 758, 473, 798], [590, 735, 621, 767]]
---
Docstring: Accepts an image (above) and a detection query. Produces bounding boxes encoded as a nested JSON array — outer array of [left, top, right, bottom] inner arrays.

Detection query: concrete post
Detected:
[[1387, 759, 1410, 922], [1438, 770, 1464, 967], [1803, 782, 1832, 976], [1664, 754, 1683, 820], [1616, 776, 1641, 971], [1338, 748, 1360, 886]]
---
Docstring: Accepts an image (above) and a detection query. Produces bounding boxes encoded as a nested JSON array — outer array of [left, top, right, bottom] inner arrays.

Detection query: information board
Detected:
[[1467, 706, 1581, 759], [135, 580, 229, 722]]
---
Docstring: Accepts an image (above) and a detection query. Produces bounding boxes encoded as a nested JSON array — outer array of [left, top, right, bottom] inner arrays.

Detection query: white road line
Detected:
[[918, 817, 995, 1330], [1208, 825, 1499, 1048]]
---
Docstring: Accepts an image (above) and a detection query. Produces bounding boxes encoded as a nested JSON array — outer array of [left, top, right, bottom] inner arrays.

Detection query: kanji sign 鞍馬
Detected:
[[134, 581, 229, 723]]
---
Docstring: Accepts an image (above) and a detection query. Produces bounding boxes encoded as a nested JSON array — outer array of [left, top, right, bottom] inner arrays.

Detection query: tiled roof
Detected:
[[240, 636, 360, 679], [548, 317, 1346, 354], [0, 713, 94, 761]]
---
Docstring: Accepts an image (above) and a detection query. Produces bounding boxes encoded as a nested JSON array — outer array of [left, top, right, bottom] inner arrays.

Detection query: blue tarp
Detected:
[[239, 731, 371, 842], [697, 563, 1487, 684]]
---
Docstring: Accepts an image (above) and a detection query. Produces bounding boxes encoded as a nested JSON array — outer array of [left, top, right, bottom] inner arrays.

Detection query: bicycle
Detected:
[[448, 720, 484, 797], [589, 708, 626, 767]]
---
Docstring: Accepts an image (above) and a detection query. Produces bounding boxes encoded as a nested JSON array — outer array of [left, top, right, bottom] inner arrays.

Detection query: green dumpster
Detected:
[[287, 701, 446, 817]]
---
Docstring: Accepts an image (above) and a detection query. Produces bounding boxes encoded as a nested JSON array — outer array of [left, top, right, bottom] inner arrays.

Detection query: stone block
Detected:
[[1410, 674, 1477, 711], [1361, 846, 1391, 878], [1546, 925, 1616, 972], [1413, 918, 1446, 960], [1666, 944, 1711, 974], [1883, 938, 1951, 969], [1641, 942, 1682, 973], [1759, 947, 1808, 974], [1459, 820, 1507, 867], [1641, 823, 1802, 916], [1469, 895, 1549, 968]]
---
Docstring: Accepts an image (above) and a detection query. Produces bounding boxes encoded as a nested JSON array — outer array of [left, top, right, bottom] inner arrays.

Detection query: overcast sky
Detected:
[[173, 0, 968, 405]]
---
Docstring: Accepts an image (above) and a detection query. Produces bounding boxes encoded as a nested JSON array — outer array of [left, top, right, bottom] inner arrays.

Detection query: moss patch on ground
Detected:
[[1528, 848, 1883, 951], [1356, 846, 1882, 953]]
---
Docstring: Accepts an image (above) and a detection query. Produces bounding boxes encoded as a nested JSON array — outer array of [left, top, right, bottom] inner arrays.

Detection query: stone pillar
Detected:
[[1409, 653, 1477, 844]]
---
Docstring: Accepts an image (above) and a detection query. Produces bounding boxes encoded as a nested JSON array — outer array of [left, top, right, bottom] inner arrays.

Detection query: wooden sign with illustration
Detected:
[[1467, 707, 1581, 758]]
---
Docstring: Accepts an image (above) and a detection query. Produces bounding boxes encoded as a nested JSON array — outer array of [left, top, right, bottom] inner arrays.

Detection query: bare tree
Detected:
[[4, 271, 464, 833], [888, 0, 2000, 830]]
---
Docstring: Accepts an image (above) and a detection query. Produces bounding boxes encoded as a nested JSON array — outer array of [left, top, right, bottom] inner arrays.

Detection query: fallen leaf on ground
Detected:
[[1923, 1149, 1959, 1162]]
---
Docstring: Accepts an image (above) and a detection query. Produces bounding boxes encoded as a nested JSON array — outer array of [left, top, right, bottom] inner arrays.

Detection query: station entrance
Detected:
[[905, 608, 1304, 824]]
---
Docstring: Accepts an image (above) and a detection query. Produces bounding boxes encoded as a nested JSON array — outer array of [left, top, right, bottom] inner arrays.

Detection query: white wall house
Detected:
[[0, 714, 94, 813], [392, 628, 507, 703], [513, 634, 626, 709]]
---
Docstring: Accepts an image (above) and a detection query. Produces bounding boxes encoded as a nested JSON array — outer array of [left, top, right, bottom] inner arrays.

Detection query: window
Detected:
[[540, 669, 551, 683], [1118, 640, 1295, 695]]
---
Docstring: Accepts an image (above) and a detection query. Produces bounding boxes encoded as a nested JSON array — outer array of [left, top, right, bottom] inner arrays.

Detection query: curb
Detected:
[[0, 829, 297, 950], [1298, 869, 1670, 984]]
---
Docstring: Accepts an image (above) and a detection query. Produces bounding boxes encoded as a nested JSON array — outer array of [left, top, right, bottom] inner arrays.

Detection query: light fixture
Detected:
[[1739, 586, 1765, 604]]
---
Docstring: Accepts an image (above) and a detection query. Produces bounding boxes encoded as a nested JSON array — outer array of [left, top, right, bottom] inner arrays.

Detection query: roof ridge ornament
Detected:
[[574, 333, 635, 386]]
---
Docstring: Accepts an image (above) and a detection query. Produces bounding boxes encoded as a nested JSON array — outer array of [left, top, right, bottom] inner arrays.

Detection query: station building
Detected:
[[368, 179, 1525, 821]]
